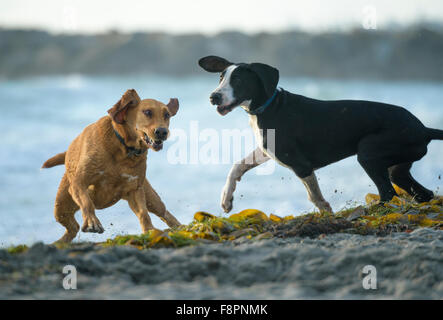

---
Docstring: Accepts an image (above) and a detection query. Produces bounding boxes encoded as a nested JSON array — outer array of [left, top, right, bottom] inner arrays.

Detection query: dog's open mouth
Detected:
[[216, 102, 238, 116], [144, 133, 163, 151]]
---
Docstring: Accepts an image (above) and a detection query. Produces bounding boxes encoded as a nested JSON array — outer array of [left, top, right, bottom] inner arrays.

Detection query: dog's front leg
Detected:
[[69, 178, 104, 233], [143, 179, 181, 228], [221, 147, 270, 212], [300, 172, 333, 213], [127, 187, 154, 233]]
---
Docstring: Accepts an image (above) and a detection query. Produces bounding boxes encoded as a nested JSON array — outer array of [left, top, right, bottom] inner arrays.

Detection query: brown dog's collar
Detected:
[[113, 129, 146, 157]]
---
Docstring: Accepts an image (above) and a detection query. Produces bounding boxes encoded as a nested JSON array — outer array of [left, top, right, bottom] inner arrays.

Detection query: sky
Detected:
[[1, 0, 443, 34]]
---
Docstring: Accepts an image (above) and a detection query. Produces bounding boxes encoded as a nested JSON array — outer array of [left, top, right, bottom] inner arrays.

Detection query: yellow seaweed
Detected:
[[380, 213, 404, 224], [149, 229, 175, 247], [389, 196, 407, 207], [210, 220, 235, 234], [392, 184, 410, 198], [419, 218, 441, 227], [408, 214, 427, 224], [229, 209, 269, 223], [269, 214, 283, 223], [365, 193, 380, 205], [194, 211, 216, 222], [174, 230, 195, 239], [99, 189, 442, 251]]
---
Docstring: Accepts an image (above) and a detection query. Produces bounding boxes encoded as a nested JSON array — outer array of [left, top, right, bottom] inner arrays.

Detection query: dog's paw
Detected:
[[221, 184, 235, 213], [82, 216, 105, 233], [319, 201, 333, 213], [221, 195, 233, 213]]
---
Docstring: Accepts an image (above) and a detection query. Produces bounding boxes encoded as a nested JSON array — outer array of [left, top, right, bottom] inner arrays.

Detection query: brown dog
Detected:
[[42, 89, 181, 243]]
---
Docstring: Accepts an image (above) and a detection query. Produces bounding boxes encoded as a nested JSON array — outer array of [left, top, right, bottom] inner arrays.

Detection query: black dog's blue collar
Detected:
[[246, 88, 280, 115], [113, 129, 146, 157]]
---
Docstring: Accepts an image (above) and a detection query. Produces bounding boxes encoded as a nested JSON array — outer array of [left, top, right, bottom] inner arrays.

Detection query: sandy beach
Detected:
[[1, 228, 442, 299]]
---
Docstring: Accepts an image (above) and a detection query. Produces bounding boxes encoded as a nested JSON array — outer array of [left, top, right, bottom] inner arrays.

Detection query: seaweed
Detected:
[[6, 244, 28, 255], [5, 185, 442, 252], [99, 188, 442, 249]]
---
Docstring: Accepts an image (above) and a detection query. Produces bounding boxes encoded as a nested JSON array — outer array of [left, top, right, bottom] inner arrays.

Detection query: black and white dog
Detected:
[[198, 55, 443, 213]]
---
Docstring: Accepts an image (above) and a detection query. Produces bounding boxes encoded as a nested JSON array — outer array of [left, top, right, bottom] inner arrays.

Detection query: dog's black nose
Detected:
[[210, 92, 222, 105], [154, 127, 168, 141]]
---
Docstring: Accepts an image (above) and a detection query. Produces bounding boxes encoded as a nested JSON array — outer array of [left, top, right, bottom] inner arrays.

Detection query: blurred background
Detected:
[[0, 0, 442, 246]]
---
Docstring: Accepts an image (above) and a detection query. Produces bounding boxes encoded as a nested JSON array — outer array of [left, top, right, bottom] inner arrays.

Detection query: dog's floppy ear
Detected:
[[198, 56, 233, 73], [108, 89, 141, 124], [248, 63, 280, 97], [166, 98, 179, 116]]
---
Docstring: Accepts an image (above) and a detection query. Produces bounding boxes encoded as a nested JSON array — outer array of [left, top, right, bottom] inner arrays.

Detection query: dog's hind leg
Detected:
[[358, 160, 396, 202], [300, 172, 333, 213], [389, 162, 434, 202], [358, 133, 432, 202], [54, 174, 80, 243], [143, 179, 181, 228], [357, 135, 398, 202]]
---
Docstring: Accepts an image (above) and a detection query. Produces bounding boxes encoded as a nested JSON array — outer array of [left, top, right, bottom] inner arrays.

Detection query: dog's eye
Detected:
[[143, 109, 152, 117], [164, 112, 170, 120]]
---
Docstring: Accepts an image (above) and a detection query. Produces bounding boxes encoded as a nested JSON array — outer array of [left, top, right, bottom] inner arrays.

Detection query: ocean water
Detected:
[[0, 74, 442, 246]]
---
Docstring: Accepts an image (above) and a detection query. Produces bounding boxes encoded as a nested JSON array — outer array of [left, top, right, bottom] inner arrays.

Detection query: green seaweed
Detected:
[[7, 244, 28, 255]]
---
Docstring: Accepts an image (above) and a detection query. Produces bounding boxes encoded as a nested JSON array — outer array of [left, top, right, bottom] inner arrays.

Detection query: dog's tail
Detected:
[[426, 128, 443, 141], [42, 152, 66, 168]]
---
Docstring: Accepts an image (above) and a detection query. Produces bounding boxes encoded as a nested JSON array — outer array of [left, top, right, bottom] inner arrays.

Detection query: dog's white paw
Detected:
[[221, 180, 235, 213], [221, 195, 233, 213]]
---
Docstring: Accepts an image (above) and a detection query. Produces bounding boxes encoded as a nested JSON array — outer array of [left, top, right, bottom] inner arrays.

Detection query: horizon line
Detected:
[[1, 20, 443, 37]]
